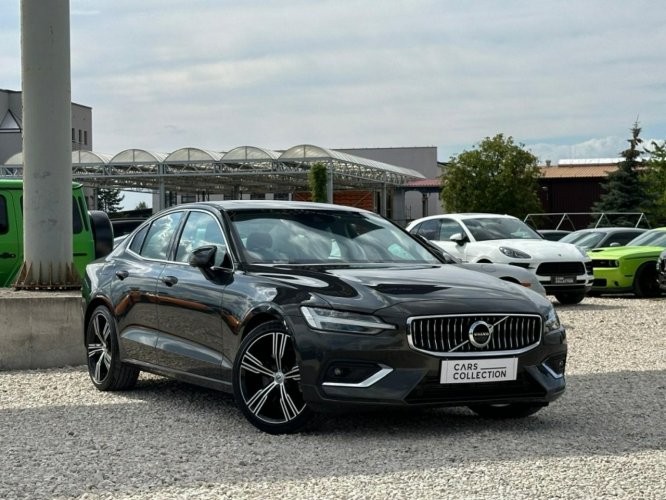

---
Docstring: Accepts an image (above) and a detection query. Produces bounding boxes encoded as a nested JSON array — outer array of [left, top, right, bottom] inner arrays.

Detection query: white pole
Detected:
[[16, 0, 75, 288]]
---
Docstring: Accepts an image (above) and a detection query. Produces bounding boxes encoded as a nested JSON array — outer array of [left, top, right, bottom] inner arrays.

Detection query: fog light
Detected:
[[544, 354, 567, 376], [322, 362, 393, 388], [325, 362, 379, 384]]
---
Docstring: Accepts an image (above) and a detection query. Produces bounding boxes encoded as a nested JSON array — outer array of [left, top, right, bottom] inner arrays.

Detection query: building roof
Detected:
[[403, 178, 441, 188], [540, 165, 618, 179]]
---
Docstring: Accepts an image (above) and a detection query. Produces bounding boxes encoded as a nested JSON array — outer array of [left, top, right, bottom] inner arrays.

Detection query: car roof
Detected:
[[568, 227, 647, 234], [161, 200, 374, 214], [408, 213, 517, 225]]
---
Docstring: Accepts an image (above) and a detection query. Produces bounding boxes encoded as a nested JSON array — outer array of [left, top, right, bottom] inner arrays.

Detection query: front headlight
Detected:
[[575, 245, 589, 259], [593, 259, 620, 268], [300, 307, 396, 334], [544, 306, 561, 333], [499, 247, 531, 259]]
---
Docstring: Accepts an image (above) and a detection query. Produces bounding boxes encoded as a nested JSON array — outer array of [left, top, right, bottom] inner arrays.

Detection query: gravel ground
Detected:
[[1, 296, 665, 499]]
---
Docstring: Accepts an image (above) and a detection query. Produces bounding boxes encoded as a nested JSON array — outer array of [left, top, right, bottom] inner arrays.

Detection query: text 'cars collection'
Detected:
[[82, 203, 568, 434]]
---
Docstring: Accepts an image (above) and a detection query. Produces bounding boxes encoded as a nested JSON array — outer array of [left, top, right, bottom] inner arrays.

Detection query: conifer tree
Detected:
[[592, 122, 647, 225]]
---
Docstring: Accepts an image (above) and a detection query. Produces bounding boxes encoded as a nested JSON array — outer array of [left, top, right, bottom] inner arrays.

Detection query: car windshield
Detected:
[[625, 230, 666, 247], [560, 231, 606, 249], [227, 208, 440, 265], [463, 217, 541, 241]]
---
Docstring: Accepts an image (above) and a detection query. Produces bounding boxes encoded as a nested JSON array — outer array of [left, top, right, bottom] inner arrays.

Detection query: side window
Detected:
[[139, 212, 183, 260], [72, 197, 83, 234], [414, 219, 440, 240], [438, 219, 465, 240], [0, 195, 8, 234], [77, 197, 89, 231], [129, 225, 149, 254], [175, 211, 227, 265], [612, 232, 643, 246]]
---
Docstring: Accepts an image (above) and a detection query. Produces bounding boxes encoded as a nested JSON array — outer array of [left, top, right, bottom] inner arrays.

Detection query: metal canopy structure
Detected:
[[1, 143, 425, 199]]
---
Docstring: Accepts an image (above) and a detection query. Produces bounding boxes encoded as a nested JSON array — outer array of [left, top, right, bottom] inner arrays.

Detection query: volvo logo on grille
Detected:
[[468, 321, 493, 348]]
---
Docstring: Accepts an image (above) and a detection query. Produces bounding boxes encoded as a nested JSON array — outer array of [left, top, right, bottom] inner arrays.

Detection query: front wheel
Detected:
[[86, 305, 139, 391], [233, 321, 313, 434], [554, 292, 585, 305], [633, 263, 661, 298], [468, 403, 545, 419]]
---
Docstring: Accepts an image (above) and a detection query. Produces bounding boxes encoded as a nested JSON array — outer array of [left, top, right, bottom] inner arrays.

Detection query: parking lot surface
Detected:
[[1, 297, 665, 499]]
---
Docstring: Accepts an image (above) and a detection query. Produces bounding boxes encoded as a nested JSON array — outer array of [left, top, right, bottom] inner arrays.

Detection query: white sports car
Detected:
[[407, 213, 593, 304]]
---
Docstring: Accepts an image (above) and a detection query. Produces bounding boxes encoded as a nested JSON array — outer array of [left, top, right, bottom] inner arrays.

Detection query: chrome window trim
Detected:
[[126, 208, 237, 271]]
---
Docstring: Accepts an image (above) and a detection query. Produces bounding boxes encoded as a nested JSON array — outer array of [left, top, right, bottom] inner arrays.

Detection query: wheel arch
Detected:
[[240, 309, 286, 341], [83, 296, 114, 343]]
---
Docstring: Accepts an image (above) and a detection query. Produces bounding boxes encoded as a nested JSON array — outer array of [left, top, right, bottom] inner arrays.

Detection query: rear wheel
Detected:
[[233, 321, 313, 434], [554, 292, 585, 304], [86, 305, 139, 391], [633, 263, 661, 298], [468, 403, 544, 419]]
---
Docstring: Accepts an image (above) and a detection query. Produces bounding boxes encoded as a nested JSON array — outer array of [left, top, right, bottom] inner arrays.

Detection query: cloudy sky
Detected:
[[2, 0, 666, 167]]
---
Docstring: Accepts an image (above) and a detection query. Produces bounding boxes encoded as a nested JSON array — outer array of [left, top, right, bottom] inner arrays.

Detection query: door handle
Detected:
[[0, 252, 16, 259], [115, 270, 129, 280], [162, 275, 178, 286]]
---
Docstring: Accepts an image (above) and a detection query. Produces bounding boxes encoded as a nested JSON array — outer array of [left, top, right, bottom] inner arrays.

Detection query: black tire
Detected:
[[89, 210, 114, 259], [468, 403, 544, 419], [233, 321, 313, 434], [633, 263, 661, 298], [86, 305, 139, 391], [554, 292, 585, 305]]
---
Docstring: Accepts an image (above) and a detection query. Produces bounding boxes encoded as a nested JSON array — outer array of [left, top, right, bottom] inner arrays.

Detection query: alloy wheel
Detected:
[[87, 310, 113, 384], [238, 329, 306, 425]]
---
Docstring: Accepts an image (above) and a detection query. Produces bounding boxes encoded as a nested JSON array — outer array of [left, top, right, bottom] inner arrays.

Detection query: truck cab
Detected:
[[0, 180, 112, 287]]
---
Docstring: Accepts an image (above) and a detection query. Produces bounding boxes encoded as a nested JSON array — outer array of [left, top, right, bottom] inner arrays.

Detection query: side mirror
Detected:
[[450, 232, 467, 245], [189, 245, 217, 268], [609, 242, 621, 247]]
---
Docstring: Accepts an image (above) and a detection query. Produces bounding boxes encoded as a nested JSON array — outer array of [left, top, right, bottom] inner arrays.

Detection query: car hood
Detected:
[[475, 239, 587, 260], [253, 263, 549, 315], [588, 245, 666, 259]]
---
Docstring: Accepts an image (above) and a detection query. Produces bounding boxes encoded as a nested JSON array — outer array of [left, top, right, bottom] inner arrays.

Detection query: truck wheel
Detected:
[[89, 210, 114, 258]]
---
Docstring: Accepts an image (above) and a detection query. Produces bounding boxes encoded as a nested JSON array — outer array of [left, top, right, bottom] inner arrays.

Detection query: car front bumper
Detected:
[[285, 315, 567, 412], [590, 267, 634, 293]]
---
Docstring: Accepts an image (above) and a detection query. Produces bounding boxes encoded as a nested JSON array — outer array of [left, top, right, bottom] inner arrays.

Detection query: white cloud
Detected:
[[1, 0, 665, 163]]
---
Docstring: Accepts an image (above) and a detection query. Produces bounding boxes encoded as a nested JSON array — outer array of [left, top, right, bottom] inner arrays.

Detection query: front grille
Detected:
[[593, 278, 607, 287], [536, 262, 585, 275], [407, 314, 541, 355]]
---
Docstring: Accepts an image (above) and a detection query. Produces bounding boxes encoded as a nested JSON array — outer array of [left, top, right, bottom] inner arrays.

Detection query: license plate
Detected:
[[440, 358, 518, 384], [552, 276, 576, 284]]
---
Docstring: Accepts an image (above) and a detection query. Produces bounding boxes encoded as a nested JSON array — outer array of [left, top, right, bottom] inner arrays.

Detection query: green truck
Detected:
[[0, 179, 113, 287]]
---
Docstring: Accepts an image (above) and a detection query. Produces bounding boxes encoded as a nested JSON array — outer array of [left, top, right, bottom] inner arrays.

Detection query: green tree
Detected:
[[135, 200, 148, 210], [96, 188, 125, 214], [641, 140, 666, 224], [309, 162, 328, 203], [592, 122, 647, 225], [440, 134, 542, 217]]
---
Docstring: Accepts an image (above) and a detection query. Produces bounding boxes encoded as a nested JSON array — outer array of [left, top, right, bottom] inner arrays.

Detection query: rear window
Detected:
[[0, 196, 7, 234], [72, 200, 83, 234]]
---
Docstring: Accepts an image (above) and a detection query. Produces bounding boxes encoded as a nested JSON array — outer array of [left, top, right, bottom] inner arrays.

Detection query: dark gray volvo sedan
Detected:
[[82, 201, 567, 434]]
